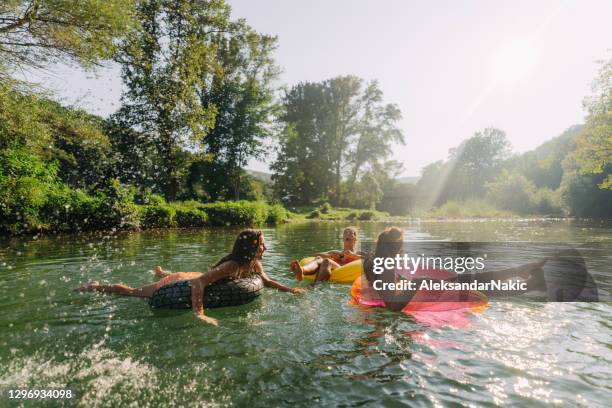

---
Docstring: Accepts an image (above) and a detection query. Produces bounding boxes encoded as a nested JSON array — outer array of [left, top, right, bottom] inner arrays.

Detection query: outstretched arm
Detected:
[[261, 272, 306, 294], [257, 262, 305, 294], [313, 250, 342, 258], [190, 262, 236, 325]]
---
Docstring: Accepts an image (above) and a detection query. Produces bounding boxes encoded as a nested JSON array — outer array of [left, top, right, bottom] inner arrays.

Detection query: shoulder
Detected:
[[212, 260, 240, 274]]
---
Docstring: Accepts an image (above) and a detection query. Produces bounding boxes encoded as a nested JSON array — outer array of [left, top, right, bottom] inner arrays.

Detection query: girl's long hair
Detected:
[[213, 229, 263, 278], [363, 227, 404, 283]]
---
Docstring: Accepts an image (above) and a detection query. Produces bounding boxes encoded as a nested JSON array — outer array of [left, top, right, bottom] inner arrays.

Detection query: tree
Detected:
[[503, 125, 581, 190], [574, 57, 612, 189], [378, 181, 417, 215], [346, 81, 404, 191], [114, 0, 231, 200], [104, 117, 159, 191], [271, 83, 334, 203], [560, 154, 612, 217], [447, 127, 511, 198], [344, 160, 402, 209], [486, 170, 536, 214], [198, 24, 279, 201], [0, 0, 135, 72], [414, 128, 510, 208], [272, 76, 403, 205], [416, 160, 449, 207], [0, 80, 111, 190]]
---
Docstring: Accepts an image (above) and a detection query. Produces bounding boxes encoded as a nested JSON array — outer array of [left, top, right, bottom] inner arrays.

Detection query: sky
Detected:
[[20, 0, 612, 176]]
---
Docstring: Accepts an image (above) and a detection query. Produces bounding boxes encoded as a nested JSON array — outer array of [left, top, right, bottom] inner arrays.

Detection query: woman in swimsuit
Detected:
[[362, 227, 549, 311], [78, 229, 305, 325], [289, 227, 363, 283]]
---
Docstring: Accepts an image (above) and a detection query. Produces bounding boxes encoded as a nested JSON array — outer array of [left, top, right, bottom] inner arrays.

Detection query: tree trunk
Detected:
[[335, 161, 341, 205]]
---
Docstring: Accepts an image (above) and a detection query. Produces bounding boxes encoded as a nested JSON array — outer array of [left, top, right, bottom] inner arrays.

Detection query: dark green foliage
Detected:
[[42, 188, 102, 232], [202, 201, 269, 226], [0, 83, 111, 192], [105, 120, 159, 192], [345, 212, 357, 220], [266, 204, 288, 224], [175, 207, 208, 227], [0, 145, 61, 233], [198, 26, 279, 201], [132, 187, 167, 208], [272, 76, 403, 206], [306, 210, 321, 219], [378, 182, 416, 215], [319, 202, 332, 214], [114, 0, 228, 199], [560, 156, 612, 217], [142, 205, 176, 228], [0, 148, 142, 234], [504, 126, 581, 189], [358, 211, 376, 221], [185, 161, 265, 202], [94, 179, 141, 229]]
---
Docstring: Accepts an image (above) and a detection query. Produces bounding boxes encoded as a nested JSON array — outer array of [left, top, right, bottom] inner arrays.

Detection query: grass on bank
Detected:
[[412, 199, 515, 219], [286, 203, 392, 221], [410, 198, 569, 219]]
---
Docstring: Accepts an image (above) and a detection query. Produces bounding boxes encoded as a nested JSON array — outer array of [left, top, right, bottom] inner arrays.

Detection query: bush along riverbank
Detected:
[[1, 186, 290, 236], [0, 146, 290, 235]]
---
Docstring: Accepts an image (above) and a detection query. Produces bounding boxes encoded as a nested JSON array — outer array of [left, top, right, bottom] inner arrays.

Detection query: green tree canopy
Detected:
[[574, 57, 612, 189], [113, 0, 232, 200], [0, 0, 136, 73], [416, 128, 511, 206], [272, 76, 404, 205], [196, 23, 280, 201]]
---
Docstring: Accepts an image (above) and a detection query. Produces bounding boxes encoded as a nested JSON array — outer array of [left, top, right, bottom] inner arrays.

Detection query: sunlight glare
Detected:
[[489, 39, 539, 88]]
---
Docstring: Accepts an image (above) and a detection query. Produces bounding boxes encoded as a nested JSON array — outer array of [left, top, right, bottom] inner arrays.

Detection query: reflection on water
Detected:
[[0, 220, 611, 407]]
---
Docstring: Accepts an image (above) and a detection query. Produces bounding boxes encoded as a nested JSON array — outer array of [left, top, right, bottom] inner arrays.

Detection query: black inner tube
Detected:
[[149, 275, 264, 309]]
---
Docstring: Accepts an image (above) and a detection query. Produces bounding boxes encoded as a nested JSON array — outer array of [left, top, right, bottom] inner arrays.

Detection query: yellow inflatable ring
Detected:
[[298, 257, 362, 284]]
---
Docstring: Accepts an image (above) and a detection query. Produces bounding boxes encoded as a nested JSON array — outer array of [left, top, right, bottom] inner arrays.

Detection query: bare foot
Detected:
[[75, 280, 100, 292], [154, 266, 168, 278], [196, 315, 219, 326], [518, 258, 548, 280], [289, 260, 304, 281]]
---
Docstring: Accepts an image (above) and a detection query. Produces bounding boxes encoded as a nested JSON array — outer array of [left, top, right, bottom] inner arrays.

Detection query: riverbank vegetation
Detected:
[[1, 1, 610, 235]]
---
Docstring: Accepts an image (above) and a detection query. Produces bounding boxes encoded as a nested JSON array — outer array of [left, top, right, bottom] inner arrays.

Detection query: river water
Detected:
[[0, 220, 610, 407]]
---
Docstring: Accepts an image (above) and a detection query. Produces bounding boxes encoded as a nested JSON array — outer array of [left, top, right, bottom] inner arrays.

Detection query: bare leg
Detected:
[[458, 259, 547, 283], [313, 259, 341, 283], [78, 281, 159, 298], [290, 257, 322, 280], [290, 260, 305, 281], [302, 258, 323, 275]]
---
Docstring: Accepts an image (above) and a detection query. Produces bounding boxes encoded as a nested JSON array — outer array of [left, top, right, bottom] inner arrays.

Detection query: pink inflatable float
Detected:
[[350, 268, 488, 329]]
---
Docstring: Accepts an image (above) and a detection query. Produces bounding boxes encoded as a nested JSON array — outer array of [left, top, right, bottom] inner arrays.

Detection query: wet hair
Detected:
[[213, 229, 263, 276], [373, 227, 404, 257], [364, 227, 404, 283], [343, 227, 358, 238]]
